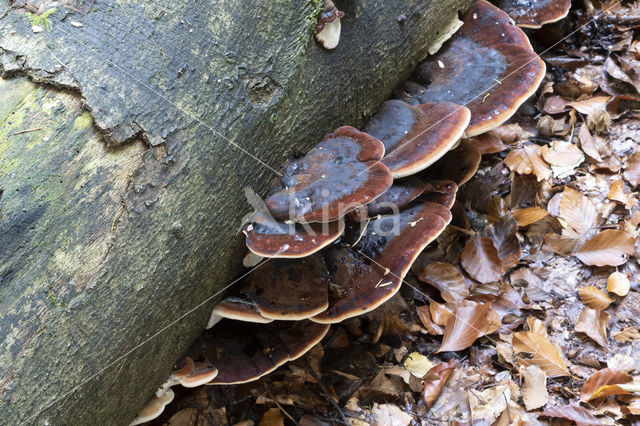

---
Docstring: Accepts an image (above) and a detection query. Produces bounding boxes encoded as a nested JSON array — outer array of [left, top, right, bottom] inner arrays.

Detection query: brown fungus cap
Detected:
[[420, 180, 459, 209], [312, 201, 452, 323], [315, 0, 345, 49], [207, 297, 273, 329], [363, 100, 470, 178], [129, 387, 174, 426], [244, 212, 344, 258], [422, 139, 481, 186], [178, 361, 219, 388], [189, 320, 329, 385], [493, 0, 571, 29], [265, 126, 392, 223], [349, 177, 427, 220], [239, 255, 330, 320], [395, 1, 545, 137]]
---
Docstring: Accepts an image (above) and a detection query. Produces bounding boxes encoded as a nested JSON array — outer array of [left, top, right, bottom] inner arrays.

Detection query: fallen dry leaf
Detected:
[[521, 365, 549, 411], [578, 286, 614, 309], [613, 326, 640, 343], [403, 352, 434, 379], [607, 353, 636, 373], [416, 306, 444, 335], [512, 330, 569, 377], [568, 96, 611, 115], [469, 383, 510, 425], [607, 179, 635, 209], [438, 302, 492, 352], [370, 404, 412, 426], [469, 133, 507, 155], [481, 214, 521, 273], [556, 186, 598, 237], [541, 141, 584, 167], [430, 302, 453, 327], [422, 359, 457, 409], [416, 262, 469, 302], [575, 229, 636, 266], [624, 151, 640, 188], [504, 144, 552, 182], [575, 308, 609, 347], [258, 408, 284, 426], [541, 404, 613, 425], [607, 271, 630, 296], [580, 368, 633, 402], [578, 124, 602, 162], [512, 207, 548, 227], [461, 235, 502, 284]]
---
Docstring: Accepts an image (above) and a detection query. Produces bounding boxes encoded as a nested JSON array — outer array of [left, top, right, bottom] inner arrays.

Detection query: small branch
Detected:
[[13, 127, 43, 135]]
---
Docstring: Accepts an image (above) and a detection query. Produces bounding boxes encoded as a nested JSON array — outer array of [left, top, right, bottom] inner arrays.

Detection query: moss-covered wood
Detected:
[[0, 0, 472, 423]]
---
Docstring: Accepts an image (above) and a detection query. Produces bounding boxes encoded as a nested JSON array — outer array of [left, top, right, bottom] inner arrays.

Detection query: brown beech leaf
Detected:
[[568, 96, 611, 115], [422, 359, 457, 409], [512, 207, 548, 227], [259, 408, 285, 426], [416, 262, 469, 303], [521, 365, 549, 411], [578, 124, 602, 162], [512, 331, 569, 377], [541, 404, 613, 425], [416, 306, 444, 335], [624, 151, 640, 188], [575, 308, 609, 347], [481, 214, 521, 273], [580, 368, 632, 402], [613, 326, 640, 343], [578, 286, 614, 310], [504, 144, 552, 182], [556, 186, 597, 238], [429, 302, 453, 327], [469, 133, 507, 155], [607, 271, 630, 296], [591, 383, 640, 400], [541, 141, 584, 167], [575, 229, 635, 266], [438, 302, 491, 352], [608, 179, 635, 209], [461, 235, 502, 284], [543, 95, 569, 114], [526, 317, 548, 338], [491, 123, 525, 144]]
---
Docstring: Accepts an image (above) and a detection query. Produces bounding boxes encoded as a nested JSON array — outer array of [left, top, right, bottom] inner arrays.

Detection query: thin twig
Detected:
[[264, 382, 296, 424], [305, 360, 350, 425], [13, 127, 43, 135]]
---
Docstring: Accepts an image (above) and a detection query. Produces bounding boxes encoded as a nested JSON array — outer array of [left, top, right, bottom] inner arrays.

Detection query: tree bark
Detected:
[[0, 0, 472, 423]]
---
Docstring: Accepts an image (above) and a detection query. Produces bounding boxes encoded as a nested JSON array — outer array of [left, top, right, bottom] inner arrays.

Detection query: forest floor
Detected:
[[147, 2, 640, 425]]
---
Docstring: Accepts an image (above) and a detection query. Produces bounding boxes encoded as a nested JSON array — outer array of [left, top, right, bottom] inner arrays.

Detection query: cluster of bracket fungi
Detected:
[[132, 1, 572, 423]]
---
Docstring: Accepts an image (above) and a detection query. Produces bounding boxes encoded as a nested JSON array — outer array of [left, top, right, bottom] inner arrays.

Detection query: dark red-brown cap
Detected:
[[244, 212, 344, 258], [265, 126, 393, 223], [207, 297, 273, 329], [363, 100, 470, 178], [493, 0, 571, 29], [395, 1, 545, 137], [422, 139, 481, 186], [178, 361, 219, 388], [349, 177, 427, 220], [189, 320, 330, 385], [420, 180, 459, 209], [312, 201, 452, 323], [240, 255, 329, 320]]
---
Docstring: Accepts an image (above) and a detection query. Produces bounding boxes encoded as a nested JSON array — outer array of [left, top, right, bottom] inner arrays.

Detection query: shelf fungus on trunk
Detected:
[[422, 139, 482, 186], [419, 180, 459, 209], [189, 320, 330, 385], [265, 126, 393, 223], [315, 0, 345, 50], [349, 177, 428, 221], [492, 0, 571, 28], [311, 200, 453, 323], [207, 297, 273, 329], [395, 0, 545, 137], [362, 100, 470, 178]]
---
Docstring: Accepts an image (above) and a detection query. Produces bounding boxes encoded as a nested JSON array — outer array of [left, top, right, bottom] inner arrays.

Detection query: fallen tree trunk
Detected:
[[0, 0, 472, 423]]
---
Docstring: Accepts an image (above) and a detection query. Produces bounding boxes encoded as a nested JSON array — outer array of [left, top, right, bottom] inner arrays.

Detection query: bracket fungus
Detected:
[[207, 297, 273, 329], [363, 100, 471, 178], [189, 320, 330, 385], [312, 201, 452, 323], [395, 0, 545, 137], [130, 387, 175, 426], [265, 126, 393, 223], [349, 177, 427, 220], [315, 0, 345, 50], [492, 0, 571, 28], [420, 180, 459, 209], [422, 139, 482, 186]]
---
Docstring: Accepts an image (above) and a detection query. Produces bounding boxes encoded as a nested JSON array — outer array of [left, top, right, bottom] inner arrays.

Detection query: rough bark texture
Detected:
[[0, 0, 472, 423]]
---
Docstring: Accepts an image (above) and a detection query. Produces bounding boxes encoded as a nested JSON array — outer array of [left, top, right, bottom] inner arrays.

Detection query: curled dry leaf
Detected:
[[613, 326, 640, 343], [259, 408, 285, 426], [512, 206, 548, 227], [370, 404, 412, 426], [580, 368, 632, 402], [469, 383, 511, 425], [416, 306, 444, 335], [607, 271, 630, 296], [504, 144, 552, 182], [556, 186, 597, 238], [567, 96, 611, 115], [540, 141, 584, 167], [607, 179, 635, 209], [468, 133, 507, 155], [541, 404, 613, 425], [578, 286, 614, 310], [430, 302, 453, 327], [512, 330, 569, 377], [590, 383, 640, 401], [481, 214, 521, 273], [575, 229, 635, 267], [438, 302, 492, 352], [623, 151, 640, 188], [403, 352, 435, 379], [416, 262, 469, 302], [575, 308, 609, 347], [578, 124, 602, 162], [461, 235, 502, 284], [521, 365, 549, 411], [422, 359, 457, 409]]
